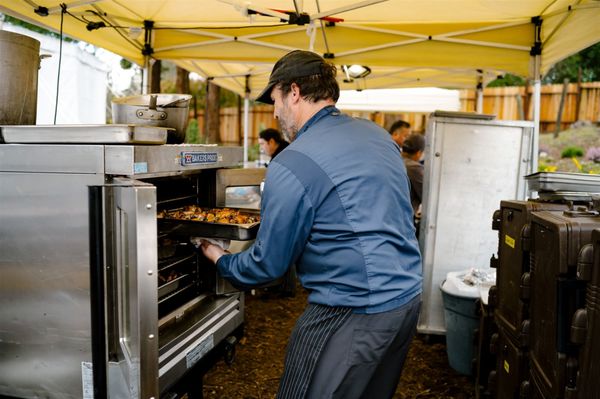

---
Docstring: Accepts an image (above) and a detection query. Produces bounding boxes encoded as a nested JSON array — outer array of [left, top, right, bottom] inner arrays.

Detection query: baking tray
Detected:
[[158, 273, 191, 299], [525, 172, 600, 192], [432, 110, 496, 120], [158, 253, 195, 273], [537, 191, 600, 202], [0, 124, 170, 144], [158, 208, 260, 240]]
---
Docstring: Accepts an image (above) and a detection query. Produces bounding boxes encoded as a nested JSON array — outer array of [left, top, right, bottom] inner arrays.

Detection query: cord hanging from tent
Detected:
[[53, 3, 67, 124]]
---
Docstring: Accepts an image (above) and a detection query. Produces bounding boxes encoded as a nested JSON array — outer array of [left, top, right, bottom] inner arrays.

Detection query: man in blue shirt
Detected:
[[200, 50, 422, 399]]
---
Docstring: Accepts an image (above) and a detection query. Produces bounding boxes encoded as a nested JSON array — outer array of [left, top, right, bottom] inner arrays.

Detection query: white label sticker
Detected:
[[81, 361, 94, 399], [133, 162, 148, 174], [186, 335, 214, 369]]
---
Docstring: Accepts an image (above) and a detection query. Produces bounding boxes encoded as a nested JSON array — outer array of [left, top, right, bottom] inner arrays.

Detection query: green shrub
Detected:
[[561, 146, 584, 158], [185, 119, 208, 144], [247, 143, 260, 161], [538, 161, 557, 172], [185, 119, 199, 143]]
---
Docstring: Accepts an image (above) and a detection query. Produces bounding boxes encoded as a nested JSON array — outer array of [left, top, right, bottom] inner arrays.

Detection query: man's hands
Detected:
[[199, 239, 227, 264]]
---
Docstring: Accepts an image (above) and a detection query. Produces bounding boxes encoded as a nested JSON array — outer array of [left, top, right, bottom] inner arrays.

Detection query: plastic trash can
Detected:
[[440, 270, 481, 376]]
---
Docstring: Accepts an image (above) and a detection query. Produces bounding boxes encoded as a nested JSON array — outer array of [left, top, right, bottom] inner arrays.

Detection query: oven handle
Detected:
[[88, 186, 109, 398], [115, 206, 135, 366]]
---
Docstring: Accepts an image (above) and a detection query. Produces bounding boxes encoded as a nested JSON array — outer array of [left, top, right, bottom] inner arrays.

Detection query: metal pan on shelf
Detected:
[[158, 207, 260, 240], [526, 172, 600, 193], [158, 273, 192, 300]]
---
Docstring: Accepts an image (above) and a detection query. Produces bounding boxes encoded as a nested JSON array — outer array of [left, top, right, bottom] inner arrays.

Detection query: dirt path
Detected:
[[203, 286, 475, 398]]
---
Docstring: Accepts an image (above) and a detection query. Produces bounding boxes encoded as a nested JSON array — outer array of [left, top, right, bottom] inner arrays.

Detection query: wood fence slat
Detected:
[[190, 82, 600, 144]]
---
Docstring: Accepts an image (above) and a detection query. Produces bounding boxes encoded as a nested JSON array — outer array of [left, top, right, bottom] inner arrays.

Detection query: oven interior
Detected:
[[149, 171, 223, 339], [147, 169, 262, 346]]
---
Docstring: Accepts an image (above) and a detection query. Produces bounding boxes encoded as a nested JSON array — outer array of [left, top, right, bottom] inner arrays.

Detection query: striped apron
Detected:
[[276, 304, 353, 399]]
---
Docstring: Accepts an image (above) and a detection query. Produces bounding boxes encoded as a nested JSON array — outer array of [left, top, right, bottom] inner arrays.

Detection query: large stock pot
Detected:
[[112, 93, 192, 143], [0, 30, 41, 125]]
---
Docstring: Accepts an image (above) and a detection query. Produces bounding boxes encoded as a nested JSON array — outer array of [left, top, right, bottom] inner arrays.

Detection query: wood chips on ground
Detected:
[[203, 285, 475, 399]]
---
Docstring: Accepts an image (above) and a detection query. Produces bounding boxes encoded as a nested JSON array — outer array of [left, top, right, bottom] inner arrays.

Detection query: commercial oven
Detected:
[[0, 125, 265, 398]]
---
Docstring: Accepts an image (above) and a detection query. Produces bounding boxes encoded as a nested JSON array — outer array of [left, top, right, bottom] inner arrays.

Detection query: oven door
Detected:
[[216, 168, 265, 295], [90, 179, 159, 398]]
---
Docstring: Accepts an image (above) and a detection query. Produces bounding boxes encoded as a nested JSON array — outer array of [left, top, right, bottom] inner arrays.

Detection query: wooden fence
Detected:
[[192, 82, 600, 145], [460, 82, 600, 132]]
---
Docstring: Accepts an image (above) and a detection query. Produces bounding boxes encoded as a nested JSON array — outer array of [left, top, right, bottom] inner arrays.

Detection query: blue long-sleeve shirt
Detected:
[[217, 106, 422, 313]]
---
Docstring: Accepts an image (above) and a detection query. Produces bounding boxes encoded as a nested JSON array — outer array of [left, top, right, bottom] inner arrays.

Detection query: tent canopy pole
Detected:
[[530, 16, 542, 175], [475, 71, 483, 113], [243, 75, 250, 166]]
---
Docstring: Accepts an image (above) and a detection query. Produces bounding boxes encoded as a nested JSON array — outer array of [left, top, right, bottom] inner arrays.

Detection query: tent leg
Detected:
[[475, 72, 484, 113], [142, 55, 150, 95], [243, 75, 251, 166], [531, 49, 541, 175], [243, 94, 250, 165], [529, 17, 542, 176], [476, 88, 483, 113], [532, 78, 540, 173]]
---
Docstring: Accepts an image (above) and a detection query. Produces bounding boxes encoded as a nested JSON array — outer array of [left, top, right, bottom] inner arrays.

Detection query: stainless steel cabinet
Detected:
[[418, 113, 534, 334], [0, 135, 250, 398]]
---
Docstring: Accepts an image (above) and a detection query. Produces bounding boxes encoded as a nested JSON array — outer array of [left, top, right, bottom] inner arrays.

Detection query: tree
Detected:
[[205, 80, 221, 144], [486, 42, 600, 87], [176, 66, 190, 94], [543, 42, 600, 83], [487, 73, 526, 87]]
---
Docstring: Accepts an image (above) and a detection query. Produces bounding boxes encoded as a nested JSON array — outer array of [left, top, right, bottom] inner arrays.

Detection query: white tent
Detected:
[[336, 88, 461, 112]]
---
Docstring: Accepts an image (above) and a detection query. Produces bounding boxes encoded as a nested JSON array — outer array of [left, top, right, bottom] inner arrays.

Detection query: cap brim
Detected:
[[255, 81, 276, 104]]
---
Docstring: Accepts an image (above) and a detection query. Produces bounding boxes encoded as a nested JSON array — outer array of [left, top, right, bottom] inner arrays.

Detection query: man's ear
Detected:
[[289, 83, 301, 103]]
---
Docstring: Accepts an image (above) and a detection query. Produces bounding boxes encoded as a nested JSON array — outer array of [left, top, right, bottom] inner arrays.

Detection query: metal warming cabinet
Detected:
[[418, 112, 534, 334], [0, 125, 265, 398]]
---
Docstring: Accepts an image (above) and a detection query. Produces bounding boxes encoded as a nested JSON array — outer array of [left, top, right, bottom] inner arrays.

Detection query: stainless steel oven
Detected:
[[0, 125, 265, 398]]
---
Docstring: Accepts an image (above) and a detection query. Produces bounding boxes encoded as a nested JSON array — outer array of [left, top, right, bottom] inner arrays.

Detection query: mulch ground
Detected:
[[202, 285, 475, 399]]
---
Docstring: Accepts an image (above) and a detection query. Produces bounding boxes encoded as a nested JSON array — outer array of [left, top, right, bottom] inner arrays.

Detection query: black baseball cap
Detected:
[[256, 50, 327, 104]]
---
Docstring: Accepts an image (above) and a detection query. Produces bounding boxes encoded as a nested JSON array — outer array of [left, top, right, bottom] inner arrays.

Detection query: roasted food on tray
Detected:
[[158, 270, 181, 286], [157, 206, 260, 225]]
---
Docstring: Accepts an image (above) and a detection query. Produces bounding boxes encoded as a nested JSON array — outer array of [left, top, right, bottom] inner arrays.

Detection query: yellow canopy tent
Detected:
[[1, 0, 599, 163], [1, 0, 598, 93]]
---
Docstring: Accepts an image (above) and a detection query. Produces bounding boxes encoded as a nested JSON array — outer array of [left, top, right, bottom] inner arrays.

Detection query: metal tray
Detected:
[[0, 124, 170, 144], [158, 253, 195, 273], [158, 273, 191, 299], [526, 172, 600, 192], [432, 110, 496, 120], [158, 208, 260, 240], [537, 191, 600, 202]]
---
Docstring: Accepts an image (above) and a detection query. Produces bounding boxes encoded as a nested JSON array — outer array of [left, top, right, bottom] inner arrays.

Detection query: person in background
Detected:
[[200, 49, 422, 399], [401, 133, 425, 214], [389, 119, 411, 149], [258, 127, 296, 295], [259, 127, 289, 165], [401, 133, 426, 238]]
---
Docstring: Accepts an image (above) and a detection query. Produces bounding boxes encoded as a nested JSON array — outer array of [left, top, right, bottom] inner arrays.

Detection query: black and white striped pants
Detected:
[[277, 294, 421, 399]]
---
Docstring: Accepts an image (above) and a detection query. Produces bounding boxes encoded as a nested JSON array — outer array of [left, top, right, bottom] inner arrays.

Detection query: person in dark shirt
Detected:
[[402, 133, 426, 237], [388, 119, 411, 149], [259, 128, 289, 165], [258, 127, 296, 296]]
